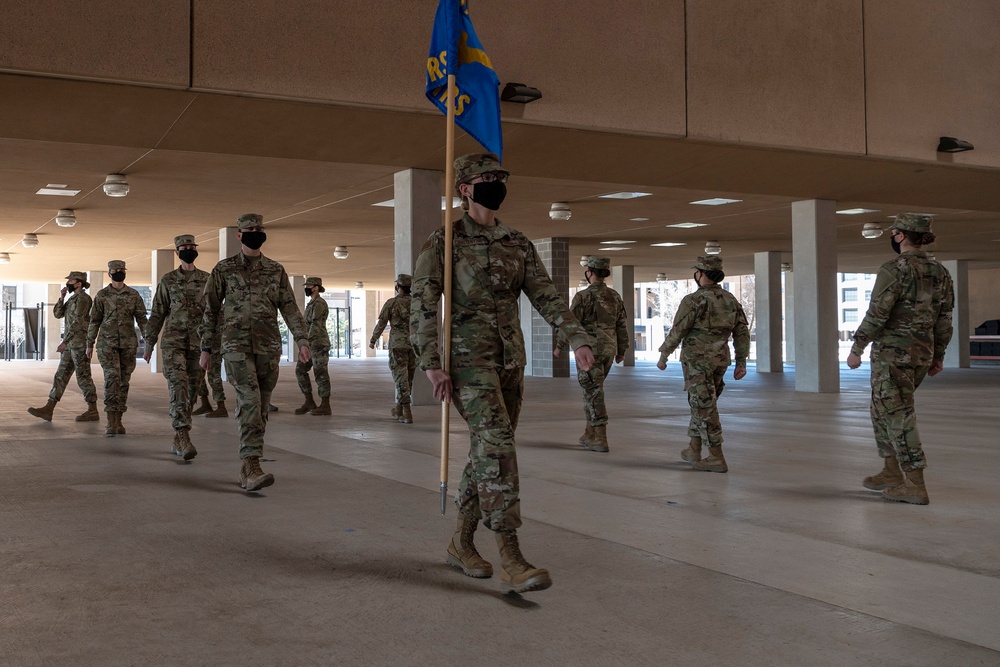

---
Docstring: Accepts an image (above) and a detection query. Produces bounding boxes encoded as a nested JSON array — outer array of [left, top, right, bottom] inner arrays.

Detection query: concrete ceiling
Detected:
[[1, 74, 999, 288]]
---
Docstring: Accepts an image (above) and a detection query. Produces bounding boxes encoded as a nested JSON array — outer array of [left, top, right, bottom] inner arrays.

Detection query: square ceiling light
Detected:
[[651, 242, 687, 247], [373, 196, 462, 210], [36, 185, 81, 196], [629, 217, 650, 221], [600, 240, 636, 244], [666, 222, 709, 229], [689, 198, 741, 206], [602, 247, 630, 251], [836, 208, 881, 215], [598, 192, 652, 199]]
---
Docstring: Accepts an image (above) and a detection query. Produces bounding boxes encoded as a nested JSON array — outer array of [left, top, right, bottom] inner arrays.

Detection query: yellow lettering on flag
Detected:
[[458, 32, 492, 69]]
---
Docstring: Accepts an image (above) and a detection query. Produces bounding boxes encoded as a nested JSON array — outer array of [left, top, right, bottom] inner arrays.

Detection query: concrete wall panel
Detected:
[[686, 0, 866, 153], [0, 1, 190, 87], [864, 0, 1000, 168], [969, 267, 1000, 330]]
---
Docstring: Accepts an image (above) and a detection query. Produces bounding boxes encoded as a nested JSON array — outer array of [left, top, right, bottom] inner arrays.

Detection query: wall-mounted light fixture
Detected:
[[549, 202, 571, 221], [103, 174, 129, 197], [0, 252, 10, 264], [655, 273, 667, 282], [704, 240, 721, 255], [355, 281, 364, 289], [937, 136, 974, 153], [861, 222, 883, 239], [501, 82, 542, 104], [333, 246, 349, 260], [55, 209, 77, 228], [22, 233, 39, 248]]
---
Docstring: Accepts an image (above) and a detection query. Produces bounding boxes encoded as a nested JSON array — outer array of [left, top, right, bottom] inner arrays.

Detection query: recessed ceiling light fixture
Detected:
[[22, 233, 39, 248], [780, 262, 792, 272], [355, 282, 364, 289], [837, 208, 880, 215], [655, 273, 667, 282], [704, 240, 722, 255], [666, 222, 709, 229], [36, 186, 81, 197], [690, 198, 741, 206], [372, 196, 462, 210], [602, 247, 630, 251], [103, 174, 129, 197], [599, 192, 651, 200], [600, 240, 636, 245], [861, 223, 884, 239], [579, 256, 590, 267], [651, 242, 686, 248], [333, 246, 349, 260], [55, 209, 77, 228], [549, 202, 572, 221], [629, 217, 650, 222]]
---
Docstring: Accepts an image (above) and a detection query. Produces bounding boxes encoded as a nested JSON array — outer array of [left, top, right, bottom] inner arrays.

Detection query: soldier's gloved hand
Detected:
[[299, 345, 311, 363], [574, 345, 595, 372], [426, 368, 452, 402], [734, 365, 747, 381], [615, 355, 624, 364], [656, 360, 667, 371], [143, 349, 152, 363], [199, 351, 211, 371], [552, 347, 561, 358], [928, 359, 944, 377], [368, 341, 375, 349], [846, 353, 862, 369], [86, 347, 94, 360]]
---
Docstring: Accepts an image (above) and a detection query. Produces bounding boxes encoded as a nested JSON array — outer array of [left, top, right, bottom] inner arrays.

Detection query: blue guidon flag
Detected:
[[425, 0, 503, 160]]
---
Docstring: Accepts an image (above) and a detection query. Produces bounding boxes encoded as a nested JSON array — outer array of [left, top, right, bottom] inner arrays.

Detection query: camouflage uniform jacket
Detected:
[[200, 252, 308, 356], [658, 284, 750, 366], [371, 295, 411, 350], [87, 285, 148, 349], [850, 250, 954, 365], [557, 282, 628, 358], [304, 295, 330, 349], [54, 291, 92, 350], [411, 214, 590, 370], [145, 268, 210, 352]]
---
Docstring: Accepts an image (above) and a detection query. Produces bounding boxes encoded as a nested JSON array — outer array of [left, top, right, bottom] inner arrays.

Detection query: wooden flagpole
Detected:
[[440, 73, 457, 514]]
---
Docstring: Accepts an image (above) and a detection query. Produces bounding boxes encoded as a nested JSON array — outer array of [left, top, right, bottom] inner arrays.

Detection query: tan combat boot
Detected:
[[191, 395, 213, 416], [310, 397, 332, 416], [863, 456, 904, 490], [76, 400, 99, 422], [171, 431, 182, 456], [681, 436, 703, 463], [495, 531, 552, 594], [116, 413, 126, 435], [391, 403, 402, 420], [294, 395, 317, 415], [176, 429, 197, 461], [692, 445, 728, 473], [239, 456, 274, 492], [28, 399, 57, 422], [399, 404, 413, 424], [883, 468, 929, 505], [205, 400, 228, 418], [446, 514, 493, 578], [578, 423, 594, 446], [104, 412, 117, 437], [585, 424, 609, 452]]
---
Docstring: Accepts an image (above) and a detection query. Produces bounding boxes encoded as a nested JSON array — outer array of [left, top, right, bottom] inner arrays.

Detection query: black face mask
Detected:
[[305, 288, 314, 298], [110, 271, 126, 282], [65, 283, 76, 292], [889, 233, 901, 254], [470, 181, 507, 211], [178, 249, 199, 264], [241, 231, 267, 250]]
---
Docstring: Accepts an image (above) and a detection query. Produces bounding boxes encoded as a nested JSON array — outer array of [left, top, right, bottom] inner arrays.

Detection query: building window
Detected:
[[864, 290, 872, 301], [863, 273, 874, 279], [842, 288, 858, 301], [841, 273, 856, 283], [843, 308, 858, 323]]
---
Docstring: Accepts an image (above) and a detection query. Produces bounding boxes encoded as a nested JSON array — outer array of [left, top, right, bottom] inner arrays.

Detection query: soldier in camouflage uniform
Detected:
[[193, 354, 228, 418], [369, 273, 416, 423], [144, 235, 209, 461], [200, 213, 310, 493], [412, 153, 595, 594], [295, 276, 332, 416], [555, 256, 629, 452], [87, 260, 149, 437], [656, 256, 750, 473], [28, 271, 99, 422], [847, 213, 954, 505]]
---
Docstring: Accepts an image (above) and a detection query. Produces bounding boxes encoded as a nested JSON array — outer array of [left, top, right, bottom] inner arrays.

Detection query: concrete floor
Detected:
[[2, 357, 999, 666]]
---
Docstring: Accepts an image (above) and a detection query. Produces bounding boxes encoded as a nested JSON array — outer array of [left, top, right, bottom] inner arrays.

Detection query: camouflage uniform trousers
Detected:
[[198, 350, 226, 403], [682, 360, 727, 447], [869, 357, 929, 470], [577, 353, 614, 426], [451, 365, 524, 532], [96, 344, 137, 413], [295, 345, 331, 399], [389, 347, 416, 405], [224, 351, 279, 459], [48, 347, 98, 404], [163, 346, 205, 431]]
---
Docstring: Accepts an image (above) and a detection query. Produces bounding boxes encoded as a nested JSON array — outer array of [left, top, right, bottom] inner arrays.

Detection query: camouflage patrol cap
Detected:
[[888, 213, 933, 233], [237, 213, 265, 230], [304, 276, 325, 292], [586, 256, 611, 271], [64, 270, 88, 283], [174, 234, 198, 248], [693, 256, 723, 272], [108, 260, 127, 271], [454, 153, 509, 186], [396, 273, 412, 287]]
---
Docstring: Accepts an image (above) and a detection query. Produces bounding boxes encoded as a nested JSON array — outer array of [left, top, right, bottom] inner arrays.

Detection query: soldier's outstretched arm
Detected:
[[521, 241, 591, 353], [144, 280, 171, 354], [370, 300, 392, 345], [199, 266, 225, 368], [410, 235, 444, 372], [659, 296, 698, 362], [850, 266, 900, 357]]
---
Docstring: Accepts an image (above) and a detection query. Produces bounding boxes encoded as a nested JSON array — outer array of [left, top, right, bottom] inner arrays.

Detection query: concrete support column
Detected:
[[219, 226, 239, 260], [791, 200, 839, 393], [394, 168, 442, 405], [87, 270, 105, 293], [942, 259, 970, 368], [611, 265, 635, 367], [44, 284, 61, 360], [528, 238, 570, 377], [754, 251, 783, 372], [288, 275, 306, 362], [149, 249, 174, 374], [364, 290, 378, 357], [783, 268, 795, 363]]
